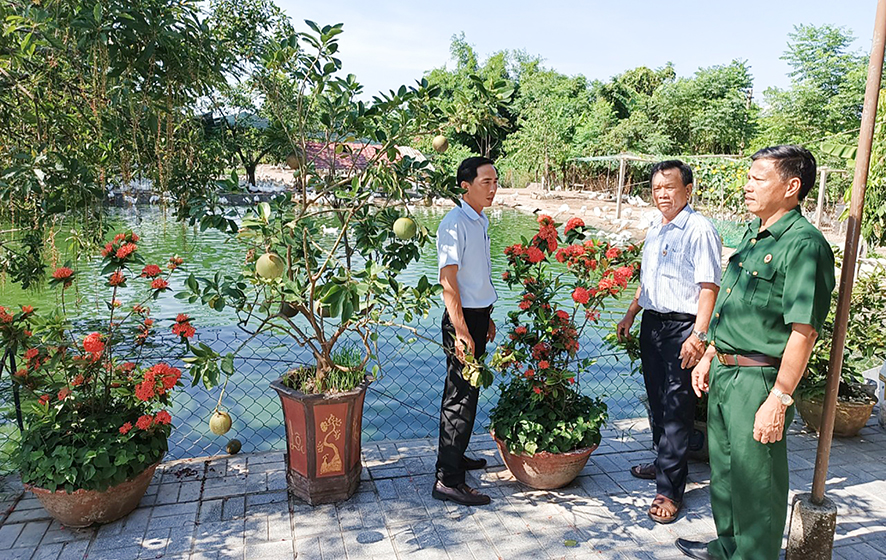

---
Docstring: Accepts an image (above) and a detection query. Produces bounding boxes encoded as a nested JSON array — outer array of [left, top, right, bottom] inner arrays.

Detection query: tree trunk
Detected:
[[246, 163, 257, 186]]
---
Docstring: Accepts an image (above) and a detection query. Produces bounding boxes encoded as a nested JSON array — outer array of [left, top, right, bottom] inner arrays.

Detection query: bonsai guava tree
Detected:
[[181, 22, 460, 397]]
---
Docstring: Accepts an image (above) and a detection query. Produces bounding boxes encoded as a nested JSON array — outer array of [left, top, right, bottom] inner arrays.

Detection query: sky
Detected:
[[275, 0, 877, 101]]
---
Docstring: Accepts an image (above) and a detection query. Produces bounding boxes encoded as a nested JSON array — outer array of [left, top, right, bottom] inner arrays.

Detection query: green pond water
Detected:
[[0, 206, 656, 461]]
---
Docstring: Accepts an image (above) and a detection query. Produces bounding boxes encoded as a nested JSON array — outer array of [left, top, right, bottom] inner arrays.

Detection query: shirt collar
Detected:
[[661, 204, 693, 229], [751, 206, 804, 240], [458, 199, 484, 221]]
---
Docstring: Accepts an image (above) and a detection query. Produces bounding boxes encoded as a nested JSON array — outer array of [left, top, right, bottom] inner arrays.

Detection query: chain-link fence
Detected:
[[0, 309, 644, 473]]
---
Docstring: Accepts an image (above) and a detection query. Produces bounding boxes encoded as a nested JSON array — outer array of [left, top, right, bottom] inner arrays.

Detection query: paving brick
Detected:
[[178, 481, 203, 503], [4, 507, 52, 524], [245, 491, 287, 507], [0, 546, 37, 560], [55, 540, 89, 560], [222, 496, 246, 521], [31, 542, 63, 560], [155, 482, 182, 505], [0, 524, 24, 550], [152, 501, 199, 518], [242, 540, 295, 559], [199, 499, 224, 524]]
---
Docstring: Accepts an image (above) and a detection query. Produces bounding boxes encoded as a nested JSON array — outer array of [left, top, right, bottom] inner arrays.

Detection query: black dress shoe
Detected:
[[461, 455, 487, 470], [675, 538, 714, 560], [431, 481, 491, 506]]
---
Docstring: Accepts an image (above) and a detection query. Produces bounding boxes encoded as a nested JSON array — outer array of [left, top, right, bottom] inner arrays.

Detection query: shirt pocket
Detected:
[[659, 245, 686, 279], [743, 263, 777, 307]]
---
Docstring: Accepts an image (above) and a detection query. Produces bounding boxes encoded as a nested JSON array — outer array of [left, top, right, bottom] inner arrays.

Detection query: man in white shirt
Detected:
[[617, 160, 722, 523], [432, 157, 498, 506]]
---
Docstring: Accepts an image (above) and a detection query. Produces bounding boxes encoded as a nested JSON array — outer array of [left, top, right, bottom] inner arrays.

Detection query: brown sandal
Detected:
[[648, 494, 681, 524], [630, 463, 656, 480]]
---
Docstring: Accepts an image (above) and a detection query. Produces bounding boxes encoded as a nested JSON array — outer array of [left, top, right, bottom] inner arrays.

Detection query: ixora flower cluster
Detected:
[[488, 216, 641, 456], [0, 232, 192, 493]]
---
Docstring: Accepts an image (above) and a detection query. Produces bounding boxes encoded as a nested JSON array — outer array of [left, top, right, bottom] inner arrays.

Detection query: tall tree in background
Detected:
[[756, 24, 865, 148]]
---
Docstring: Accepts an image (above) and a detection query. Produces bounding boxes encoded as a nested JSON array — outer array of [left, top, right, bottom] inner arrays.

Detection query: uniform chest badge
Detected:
[[764, 254, 772, 263]]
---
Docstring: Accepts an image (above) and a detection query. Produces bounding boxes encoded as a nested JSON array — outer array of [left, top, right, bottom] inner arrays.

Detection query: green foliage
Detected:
[[489, 376, 607, 456], [799, 262, 886, 402], [0, 0, 229, 288]]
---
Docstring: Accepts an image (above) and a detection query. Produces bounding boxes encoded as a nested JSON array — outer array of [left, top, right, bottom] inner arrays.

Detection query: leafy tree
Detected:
[[756, 24, 865, 148], [0, 0, 229, 288]]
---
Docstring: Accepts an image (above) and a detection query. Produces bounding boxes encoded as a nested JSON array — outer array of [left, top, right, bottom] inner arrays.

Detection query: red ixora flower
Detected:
[[526, 246, 545, 264], [564, 217, 585, 233], [136, 415, 153, 430], [538, 360, 550, 370], [57, 387, 71, 401], [533, 386, 542, 394], [154, 410, 172, 425], [115, 243, 137, 260], [172, 315, 195, 339], [168, 256, 184, 270], [107, 271, 126, 286], [52, 267, 74, 280], [605, 246, 621, 259], [151, 278, 169, 290], [38, 394, 50, 406], [141, 265, 162, 278], [21, 305, 34, 314], [572, 287, 590, 304], [83, 332, 104, 354], [119, 422, 133, 435], [514, 326, 528, 335]]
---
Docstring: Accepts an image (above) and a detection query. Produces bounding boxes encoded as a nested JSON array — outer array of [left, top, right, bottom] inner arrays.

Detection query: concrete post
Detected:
[[786, 493, 837, 560], [615, 156, 626, 219]]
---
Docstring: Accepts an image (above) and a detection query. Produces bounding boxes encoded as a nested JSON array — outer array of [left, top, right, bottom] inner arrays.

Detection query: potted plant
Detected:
[[0, 232, 192, 527], [795, 263, 884, 437], [179, 23, 457, 505], [484, 215, 641, 489]]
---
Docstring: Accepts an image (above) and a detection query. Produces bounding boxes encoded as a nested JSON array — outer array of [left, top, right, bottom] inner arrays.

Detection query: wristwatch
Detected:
[[693, 330, 708, 343], [770, 387, 794, 406]]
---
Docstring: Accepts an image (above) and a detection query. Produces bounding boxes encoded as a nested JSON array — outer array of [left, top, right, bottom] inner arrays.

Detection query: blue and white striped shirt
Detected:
[[638, 205, 722, 315]]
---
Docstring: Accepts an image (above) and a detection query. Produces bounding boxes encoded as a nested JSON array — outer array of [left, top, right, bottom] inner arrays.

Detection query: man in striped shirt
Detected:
[[617, 160, 722, 524]]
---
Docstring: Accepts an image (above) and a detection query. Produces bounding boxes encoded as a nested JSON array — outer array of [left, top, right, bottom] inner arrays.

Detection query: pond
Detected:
[[0, 206, 642, 461]]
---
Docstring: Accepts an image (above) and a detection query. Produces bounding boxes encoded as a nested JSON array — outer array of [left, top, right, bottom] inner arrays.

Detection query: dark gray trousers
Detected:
[[640, 311, 696, 503]]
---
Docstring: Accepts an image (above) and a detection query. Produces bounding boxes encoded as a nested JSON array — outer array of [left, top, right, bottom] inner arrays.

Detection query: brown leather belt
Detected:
[[716, 353, 781, 367]]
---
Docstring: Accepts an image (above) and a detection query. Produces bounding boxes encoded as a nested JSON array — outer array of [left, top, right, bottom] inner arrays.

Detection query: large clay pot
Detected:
[[27, 459, 161, 528], [271, 375, 370, 505], [492, 433, 598, 490], [796, 395, 878, 438]]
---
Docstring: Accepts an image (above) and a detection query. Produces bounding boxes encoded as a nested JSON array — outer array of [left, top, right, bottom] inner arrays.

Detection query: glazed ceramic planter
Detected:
[[27, 459, 161, 528], [271, 375, 370, 505], [796, 394, 878, 438], [492, 433, 597, 490]]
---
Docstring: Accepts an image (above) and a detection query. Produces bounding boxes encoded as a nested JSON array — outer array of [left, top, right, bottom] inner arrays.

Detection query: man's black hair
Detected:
[[751, 145, 817, 201], [650, 160, 693, 189], [457, 157, 496, 186]]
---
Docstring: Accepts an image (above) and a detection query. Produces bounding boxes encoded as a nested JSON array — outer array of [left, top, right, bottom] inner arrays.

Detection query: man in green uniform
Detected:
[[675, 145, 835, 560]]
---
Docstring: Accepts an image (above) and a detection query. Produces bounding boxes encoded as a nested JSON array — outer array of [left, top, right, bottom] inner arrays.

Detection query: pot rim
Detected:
[[271, 374, 372, 402], [799, 394, 878, 407], [25, 457, 164, 495], [491, 432, 599, 459]]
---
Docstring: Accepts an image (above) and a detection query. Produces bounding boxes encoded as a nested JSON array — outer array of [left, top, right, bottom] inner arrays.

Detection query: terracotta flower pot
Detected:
[[27, 459, 161, 528], [796, 395, 878, 438], [271, 375, 370, 505], [492, 433, 598, 490]]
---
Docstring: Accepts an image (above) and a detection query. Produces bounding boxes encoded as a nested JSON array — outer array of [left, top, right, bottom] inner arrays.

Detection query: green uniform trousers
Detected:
[[706, 361, 794, 560]]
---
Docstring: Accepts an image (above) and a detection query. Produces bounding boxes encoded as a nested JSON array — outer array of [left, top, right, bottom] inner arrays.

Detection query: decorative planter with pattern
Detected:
[[271, 376, 370, 505], [796, 394, 878, 438]]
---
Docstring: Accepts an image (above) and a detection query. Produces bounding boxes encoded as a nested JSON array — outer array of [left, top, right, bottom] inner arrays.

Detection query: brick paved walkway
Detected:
[[1, 414, 884, 560]]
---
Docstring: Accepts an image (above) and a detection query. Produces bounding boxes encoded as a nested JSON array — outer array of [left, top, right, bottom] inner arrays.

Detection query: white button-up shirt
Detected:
[[638, 205, 722, 315], [436, 202, 498, 309]]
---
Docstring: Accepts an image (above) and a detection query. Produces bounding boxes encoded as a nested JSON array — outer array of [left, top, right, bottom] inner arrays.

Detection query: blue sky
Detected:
[[276, 0, 875, 100]]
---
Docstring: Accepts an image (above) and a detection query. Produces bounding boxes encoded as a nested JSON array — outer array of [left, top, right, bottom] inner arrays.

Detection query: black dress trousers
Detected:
[[639, 311, 696, 503], [436, 306, 491, 487]]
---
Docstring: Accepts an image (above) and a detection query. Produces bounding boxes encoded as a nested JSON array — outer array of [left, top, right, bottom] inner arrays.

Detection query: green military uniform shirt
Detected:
[[709, 207, 835, 358]]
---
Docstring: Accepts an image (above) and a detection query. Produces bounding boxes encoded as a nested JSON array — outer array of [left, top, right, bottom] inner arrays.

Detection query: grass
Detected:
[[282, 344, 366, 394]]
